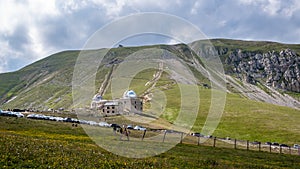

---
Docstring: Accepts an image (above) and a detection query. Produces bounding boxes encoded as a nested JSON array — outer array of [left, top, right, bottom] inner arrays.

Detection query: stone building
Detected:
[[119, 90, 143, 113], [101, 101, 119, 114], [90, 90, 143, 115]]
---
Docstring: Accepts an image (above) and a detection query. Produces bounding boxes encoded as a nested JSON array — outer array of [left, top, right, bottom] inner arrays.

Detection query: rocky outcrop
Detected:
[[225, 48, 300, 92]]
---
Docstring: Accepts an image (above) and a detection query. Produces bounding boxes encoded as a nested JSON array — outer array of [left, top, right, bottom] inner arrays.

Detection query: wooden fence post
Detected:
[[180, 132, 184, 144], [269, 144, 272, 153], [125, 128, 129, 141], [141, 130, 146, 141], [213, 137, 216, 147], [197, 136, 200, 146], [234, 139, 237, 149], [162, 130, 167, 143], [258, 142, 261, 152], [280, 146, 282, 154], [247, 140, 249, 150]]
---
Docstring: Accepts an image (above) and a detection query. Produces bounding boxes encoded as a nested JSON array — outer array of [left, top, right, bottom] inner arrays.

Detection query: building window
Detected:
[[112, 106, 115, 109], [134, 106, 137, 109], [102, 109, 104, 112], [107, 106, 110, 109], [112, 111, 115, 113], [107, 111, 109, 113]]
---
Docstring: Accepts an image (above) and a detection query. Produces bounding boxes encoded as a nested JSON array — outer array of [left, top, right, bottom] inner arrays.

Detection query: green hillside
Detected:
[[0, 39, 299, 143], [0, 39, 300, 168], [1, 39, 299, 110], [0, 44, 200, 110], [211, 38, 300, 54], [126, 68, 300, 144], [0, 50, 79, 109]]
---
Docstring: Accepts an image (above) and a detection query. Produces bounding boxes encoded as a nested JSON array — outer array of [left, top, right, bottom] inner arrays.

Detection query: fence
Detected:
[[121, 129, 300, 156], [10, 112, 299, 156]]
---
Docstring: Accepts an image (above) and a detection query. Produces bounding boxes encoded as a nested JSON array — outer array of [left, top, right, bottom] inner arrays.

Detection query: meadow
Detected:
[[1, 116, 300, 168], [124, 69, 300, 145]]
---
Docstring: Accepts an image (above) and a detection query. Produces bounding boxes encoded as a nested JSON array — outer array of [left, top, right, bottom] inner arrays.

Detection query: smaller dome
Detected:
[[92, 94, 102, 102], [123, 90, 137, 98]]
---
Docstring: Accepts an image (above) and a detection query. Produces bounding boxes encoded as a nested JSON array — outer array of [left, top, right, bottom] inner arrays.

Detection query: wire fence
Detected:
[[122, 129, 300, 156], [3, 112, 299, 156]]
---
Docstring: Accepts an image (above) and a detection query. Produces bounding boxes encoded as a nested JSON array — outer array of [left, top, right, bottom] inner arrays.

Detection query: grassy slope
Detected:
[[0, 39, 299, 145], [123, 69, 300, 144], [0, 45, 182, 109], [0, 50, 80, 109], [1, 116, 300, 169], [210, 38, 300, 53], [1, 39, 300, 109]]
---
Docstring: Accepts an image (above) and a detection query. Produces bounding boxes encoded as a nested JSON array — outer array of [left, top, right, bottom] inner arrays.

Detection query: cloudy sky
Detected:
[[1, 0, 300, 73]]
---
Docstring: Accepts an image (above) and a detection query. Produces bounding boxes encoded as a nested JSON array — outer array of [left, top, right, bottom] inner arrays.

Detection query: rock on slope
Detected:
[[225, 48, 300, 92]]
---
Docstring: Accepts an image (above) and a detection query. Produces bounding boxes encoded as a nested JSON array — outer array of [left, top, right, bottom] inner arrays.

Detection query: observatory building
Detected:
[[90, 90, 143, 115]]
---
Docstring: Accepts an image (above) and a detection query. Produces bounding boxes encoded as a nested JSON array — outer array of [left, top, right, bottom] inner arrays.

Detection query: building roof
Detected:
[[104, 101, 118, 106], [123, 90, 137, 98], [92, 94, 102, 102]]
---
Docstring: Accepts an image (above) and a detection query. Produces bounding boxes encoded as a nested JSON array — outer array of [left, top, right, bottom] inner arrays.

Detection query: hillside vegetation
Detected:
[[0, 39, 299, 110], [0, 39, 299, 144], [1, 116, 300, 168]]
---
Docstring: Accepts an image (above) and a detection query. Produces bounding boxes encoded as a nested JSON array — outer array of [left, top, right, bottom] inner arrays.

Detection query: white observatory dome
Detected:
[[92, 94, 102, 102], [123, 90, 137, 98]]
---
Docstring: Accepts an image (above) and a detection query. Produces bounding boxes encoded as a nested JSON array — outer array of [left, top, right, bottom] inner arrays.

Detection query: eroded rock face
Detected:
[[225, 48, 300, 92]]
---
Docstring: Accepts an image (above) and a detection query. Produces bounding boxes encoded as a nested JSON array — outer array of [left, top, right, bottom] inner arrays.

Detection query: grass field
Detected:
[[1, 116, 300, 168], [124, 70, 300, 145]]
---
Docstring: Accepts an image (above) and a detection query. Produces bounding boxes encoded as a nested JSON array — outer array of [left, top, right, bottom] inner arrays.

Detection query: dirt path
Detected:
[[98, 65, 115, 96], [141, 62, 164, 98]]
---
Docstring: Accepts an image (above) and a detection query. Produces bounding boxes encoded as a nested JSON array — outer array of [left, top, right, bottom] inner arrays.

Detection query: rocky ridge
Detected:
[[224, 48, 300, 93]]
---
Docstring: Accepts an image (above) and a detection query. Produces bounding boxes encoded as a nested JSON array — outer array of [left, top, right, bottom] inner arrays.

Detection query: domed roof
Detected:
[[123, 90, 137, 98], [92, 94, 102, 102]]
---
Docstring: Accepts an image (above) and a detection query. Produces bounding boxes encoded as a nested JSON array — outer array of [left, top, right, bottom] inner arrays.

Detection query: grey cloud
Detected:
[[187, 0, 300, 43], [1, 0, 300, 73], [39, 7, 108, 51], [5, 26, 29, 51]]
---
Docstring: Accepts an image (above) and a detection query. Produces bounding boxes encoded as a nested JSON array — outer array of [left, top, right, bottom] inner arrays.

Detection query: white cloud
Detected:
[[281, 0, 300, 17], [26, 26, 52, 60], [28, 0, 60, 17], [167, 39, 181, 45], [90, 0, 127, 18], [0, 0, 59, 33], [0, 0, 62, 72], [239, 0, 300, 17], [128, 0, 178, 10], [190, 1, 202, 15], [58, 0, 89, 13], [0, 0, 300, 73], [262, 0, 282, 16], [88, 0, 182, 19]]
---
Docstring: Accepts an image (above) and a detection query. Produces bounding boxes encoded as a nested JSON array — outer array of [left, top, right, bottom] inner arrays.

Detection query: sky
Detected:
[[0, 0, 300, 73]]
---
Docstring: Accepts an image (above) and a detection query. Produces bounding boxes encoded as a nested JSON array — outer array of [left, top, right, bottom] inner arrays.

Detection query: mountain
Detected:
[[0, 39, 299, 111]]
